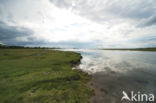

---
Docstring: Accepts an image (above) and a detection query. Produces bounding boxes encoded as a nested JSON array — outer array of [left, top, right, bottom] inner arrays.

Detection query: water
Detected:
[[57, 49, 156, 103], [73, 49, 156, 73]]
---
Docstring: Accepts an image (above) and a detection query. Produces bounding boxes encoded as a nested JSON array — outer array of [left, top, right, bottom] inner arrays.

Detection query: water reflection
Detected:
[[71, 49, 156, 74]]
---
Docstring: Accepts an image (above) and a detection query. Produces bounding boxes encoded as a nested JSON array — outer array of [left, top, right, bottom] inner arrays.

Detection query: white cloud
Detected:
[[0, 0, 156, 48]]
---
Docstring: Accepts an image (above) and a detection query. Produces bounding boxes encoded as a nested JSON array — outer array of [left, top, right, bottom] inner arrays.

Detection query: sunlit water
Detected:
[[56, 49, 156, 103]]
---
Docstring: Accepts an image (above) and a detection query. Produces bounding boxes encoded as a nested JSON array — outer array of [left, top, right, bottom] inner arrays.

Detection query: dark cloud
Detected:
[[0, 20, 33, 43], [143, 16, 156, 27], [146, 16, 156, 26], [49, 0, 71, 8], [137, 16, 156, 27]]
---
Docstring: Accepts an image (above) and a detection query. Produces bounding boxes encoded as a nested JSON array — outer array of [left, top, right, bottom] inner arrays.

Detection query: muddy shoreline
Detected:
[[88, 70, 156, 103]]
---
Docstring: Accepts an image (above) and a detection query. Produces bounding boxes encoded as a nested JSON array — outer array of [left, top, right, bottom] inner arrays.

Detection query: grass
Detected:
[[0, 49, 93, 103]]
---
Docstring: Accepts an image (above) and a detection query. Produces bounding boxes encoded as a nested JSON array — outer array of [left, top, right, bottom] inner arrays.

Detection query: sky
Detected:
[[0, 0, 156, 48]]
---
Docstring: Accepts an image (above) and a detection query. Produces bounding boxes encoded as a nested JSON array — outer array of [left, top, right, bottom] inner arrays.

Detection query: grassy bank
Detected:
[[0, 49, 93, 103]]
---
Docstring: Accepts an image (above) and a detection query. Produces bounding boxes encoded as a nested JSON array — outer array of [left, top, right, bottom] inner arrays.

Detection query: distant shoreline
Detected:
[[1, 44, 156, 51], [99, 48, 156, 51]]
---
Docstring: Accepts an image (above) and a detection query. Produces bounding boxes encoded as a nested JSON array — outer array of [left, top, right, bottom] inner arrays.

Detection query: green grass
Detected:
[[0, 49, 93, 103]]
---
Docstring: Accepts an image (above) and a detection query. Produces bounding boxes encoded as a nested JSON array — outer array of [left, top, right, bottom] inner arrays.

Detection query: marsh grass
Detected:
[[0, 49, 93, 103]]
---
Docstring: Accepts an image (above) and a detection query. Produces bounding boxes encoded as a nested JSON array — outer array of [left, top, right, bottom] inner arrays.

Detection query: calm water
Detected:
[[58, 49, 156, 103]]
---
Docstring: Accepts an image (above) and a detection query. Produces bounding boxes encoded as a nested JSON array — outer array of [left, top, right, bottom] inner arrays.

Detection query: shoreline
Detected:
[[72, 53, 95, 103], [73, 53, 95, 103]]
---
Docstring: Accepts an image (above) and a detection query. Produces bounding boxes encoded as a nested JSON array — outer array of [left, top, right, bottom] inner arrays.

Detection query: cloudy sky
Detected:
[[0, 0, 156, 48]]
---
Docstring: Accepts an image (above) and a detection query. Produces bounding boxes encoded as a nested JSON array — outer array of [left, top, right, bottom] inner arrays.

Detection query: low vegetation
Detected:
[[0, 49, 93, 103], [101, 47, 156, 51]]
